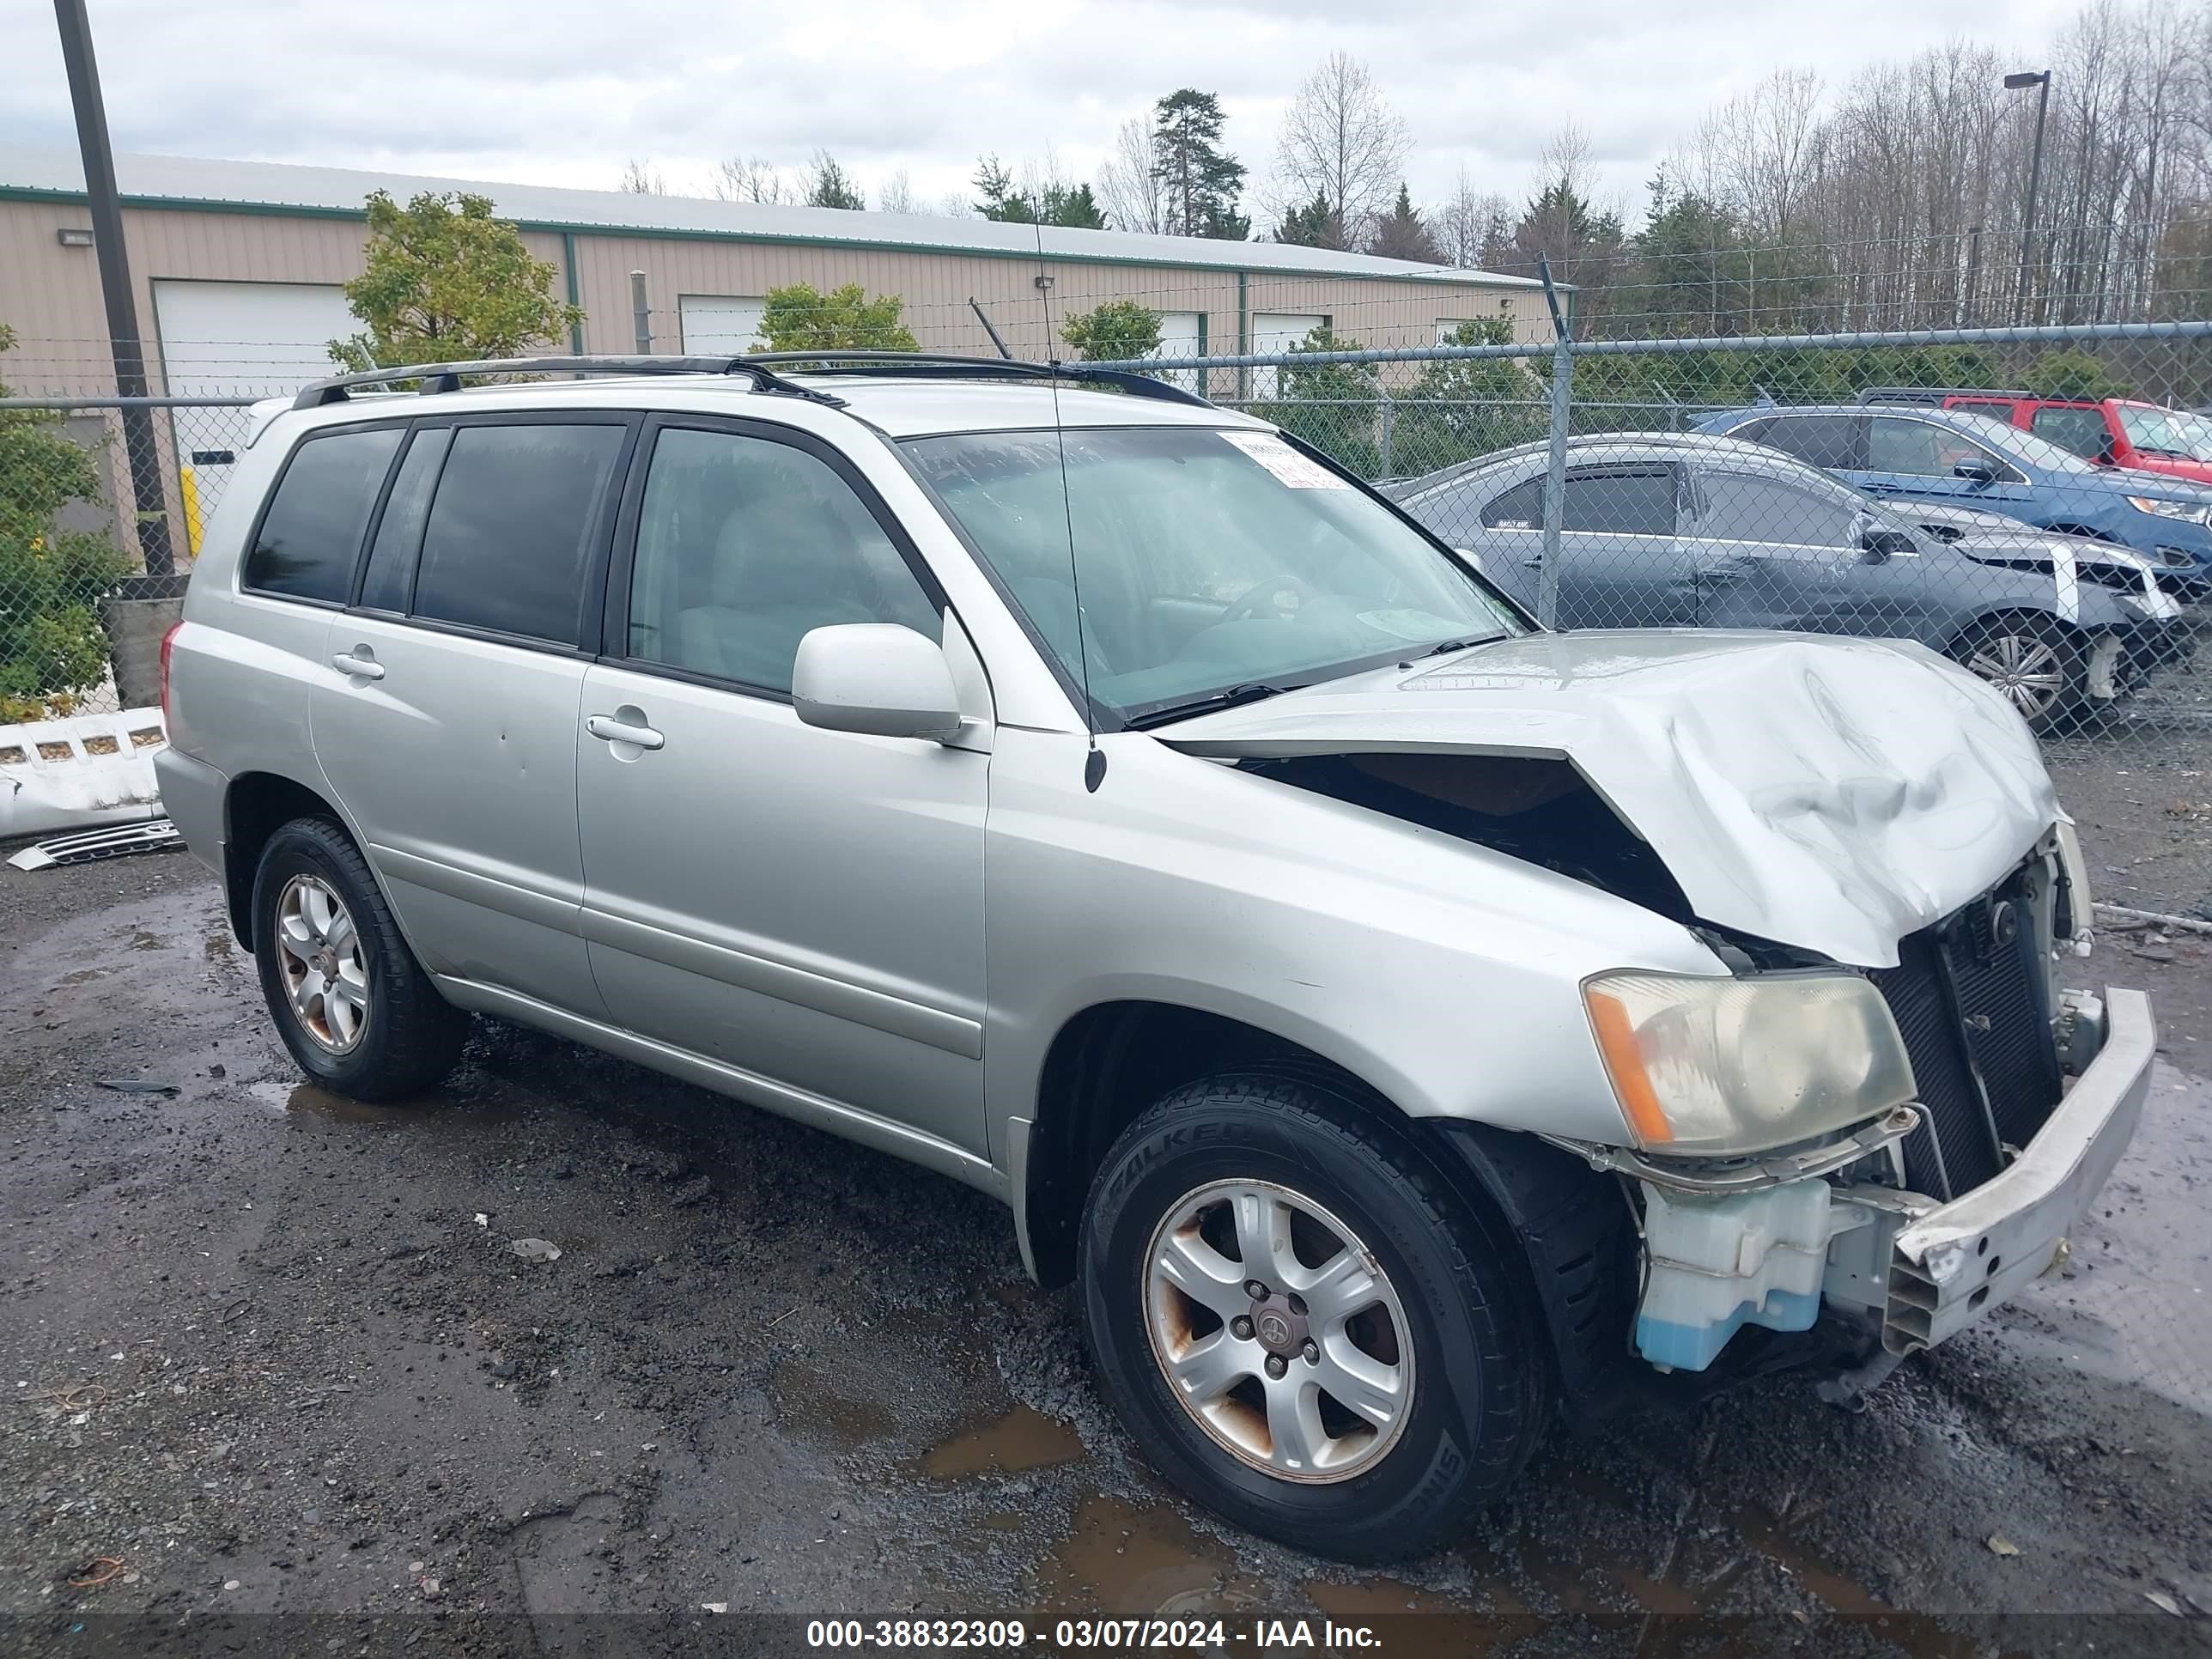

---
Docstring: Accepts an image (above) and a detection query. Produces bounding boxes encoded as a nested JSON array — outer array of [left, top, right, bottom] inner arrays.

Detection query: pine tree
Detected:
[[1152, 90, 1249, 240], [1366, 184, 1442, 263]]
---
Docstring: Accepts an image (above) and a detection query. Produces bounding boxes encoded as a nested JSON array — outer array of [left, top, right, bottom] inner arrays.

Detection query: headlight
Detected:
[[2126, 495, 2210, 524], [1582, 971, 1916, 1155]]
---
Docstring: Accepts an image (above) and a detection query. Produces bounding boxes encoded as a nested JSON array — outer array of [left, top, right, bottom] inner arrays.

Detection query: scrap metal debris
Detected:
[[8, 818, 182, 872]]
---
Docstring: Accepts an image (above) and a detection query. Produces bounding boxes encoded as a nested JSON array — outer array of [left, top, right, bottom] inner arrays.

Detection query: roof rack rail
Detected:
[[291, 355, 846, 411], [1855, 386, 2035, 406], [741, 349, 1218, 410]]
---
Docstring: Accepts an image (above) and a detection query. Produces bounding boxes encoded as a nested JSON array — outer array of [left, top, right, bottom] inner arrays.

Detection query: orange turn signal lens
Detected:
[[1584, 986, 1674, 1146]]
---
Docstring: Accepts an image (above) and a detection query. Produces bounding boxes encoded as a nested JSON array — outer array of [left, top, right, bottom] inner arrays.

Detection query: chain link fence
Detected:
[[4, 315, 2210, 921], [0, 392, 258, 720], [1095, 313, 2212, 927]]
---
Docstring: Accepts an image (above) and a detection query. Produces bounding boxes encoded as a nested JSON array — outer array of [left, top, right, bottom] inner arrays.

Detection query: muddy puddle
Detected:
[[915, 1402, 1088, 1479], [1029, 1492, 1261, 1622], [248, 1074, 529, 1129]]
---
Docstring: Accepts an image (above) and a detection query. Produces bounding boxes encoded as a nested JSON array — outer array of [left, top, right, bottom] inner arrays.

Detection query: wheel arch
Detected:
[[1941, 604, 2086, 662], [222, 771, 374, 951], [1018, 998, 1636, 1419]]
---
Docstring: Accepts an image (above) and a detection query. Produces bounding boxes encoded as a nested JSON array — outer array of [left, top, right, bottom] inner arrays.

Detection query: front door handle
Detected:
[[331, 649, 385, 680], [586, 713, 665, 750]]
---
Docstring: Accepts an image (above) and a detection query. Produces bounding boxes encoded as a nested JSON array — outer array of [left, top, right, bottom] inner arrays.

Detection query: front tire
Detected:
[[1079, 1072, 1547, 1562], [1950, 613, 2085, 734], [251, 817, 466, 1101]]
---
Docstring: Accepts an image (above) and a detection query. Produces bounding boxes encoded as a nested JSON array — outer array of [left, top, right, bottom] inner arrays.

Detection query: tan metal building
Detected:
[[0, 144, 1546, 403]]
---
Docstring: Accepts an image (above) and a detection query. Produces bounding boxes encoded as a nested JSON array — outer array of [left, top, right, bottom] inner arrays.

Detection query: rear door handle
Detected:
[[331, 650, 385, 680], [586, 713, 665, 750]]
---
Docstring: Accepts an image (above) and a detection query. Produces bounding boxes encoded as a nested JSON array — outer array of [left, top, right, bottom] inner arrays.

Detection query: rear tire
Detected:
[[1079, 1071, 1547, 1563], [251, 817, 466, 1101], [1949, 613, 2086, 735]]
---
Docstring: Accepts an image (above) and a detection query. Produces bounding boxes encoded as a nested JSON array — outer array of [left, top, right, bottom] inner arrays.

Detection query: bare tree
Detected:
[[876, 170, 921, 215], [711, 157, 791, 204], [618, 158, 668, 195], [1097, 114, 1167, 234], [1432, 167, 1513, 269], [1272, 52, 1412, 246]]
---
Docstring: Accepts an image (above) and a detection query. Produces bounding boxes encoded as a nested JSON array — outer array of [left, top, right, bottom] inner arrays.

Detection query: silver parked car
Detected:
[[156, 355, 2154, 1562], [1385, 433, 2195, 732]]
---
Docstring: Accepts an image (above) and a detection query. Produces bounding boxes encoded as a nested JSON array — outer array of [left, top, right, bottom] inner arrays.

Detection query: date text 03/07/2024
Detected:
[[804, 1617, 1386, 1649]]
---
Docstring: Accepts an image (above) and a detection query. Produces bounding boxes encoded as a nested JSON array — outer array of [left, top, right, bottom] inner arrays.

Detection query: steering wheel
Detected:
[[1220, 574, 1314, 624]]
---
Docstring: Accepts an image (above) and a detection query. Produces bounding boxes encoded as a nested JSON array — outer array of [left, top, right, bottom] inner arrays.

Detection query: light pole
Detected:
[[2007, 69, 2052, 327], [53, 0, 173, 575]]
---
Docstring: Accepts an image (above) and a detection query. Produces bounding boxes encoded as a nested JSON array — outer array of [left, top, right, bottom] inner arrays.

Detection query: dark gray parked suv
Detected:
[[1386, 434, 2194, 732]]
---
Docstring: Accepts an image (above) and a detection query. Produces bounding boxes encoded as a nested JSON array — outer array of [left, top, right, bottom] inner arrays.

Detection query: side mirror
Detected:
[[793, 623, 964, 742], [1953, 456, 2000, 485], [1859, 527, 1917, 563]]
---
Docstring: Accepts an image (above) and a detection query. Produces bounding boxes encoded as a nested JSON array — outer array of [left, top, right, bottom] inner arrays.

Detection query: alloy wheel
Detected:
[[272, 874, 369, 1054], [1144, 1180, 1414, 1483]]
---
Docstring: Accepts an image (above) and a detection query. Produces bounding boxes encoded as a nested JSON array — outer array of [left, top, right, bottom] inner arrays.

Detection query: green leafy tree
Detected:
[[1152, 89, 1249, 240], [973, 156, 1107, 228], [331, 191, 583, 372], [1366, 184, 1443, 264], [1391, 319, 1543, 472], [1058, 300, 1164, 362], [0, 324, 132, 719], [1273, 191, 1340, 250], [756, 283, 920, 352], [805, 151, 867, 210], [2024, 349, 2131, 399], [1251, 325, 1382, 476]]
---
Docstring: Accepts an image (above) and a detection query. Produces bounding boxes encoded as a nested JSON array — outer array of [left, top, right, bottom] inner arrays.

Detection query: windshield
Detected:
[[905, 425, 1522, 724], [2118, 403, 2212, 461], [1944, 410, 2103, 475]]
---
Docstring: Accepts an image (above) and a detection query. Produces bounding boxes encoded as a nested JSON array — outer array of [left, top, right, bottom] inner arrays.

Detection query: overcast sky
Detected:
[[3, 0, 2082, 222]]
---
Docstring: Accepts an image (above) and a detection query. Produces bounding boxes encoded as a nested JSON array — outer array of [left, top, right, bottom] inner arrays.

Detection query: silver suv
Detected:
[[155, 354, 2154, 1562]]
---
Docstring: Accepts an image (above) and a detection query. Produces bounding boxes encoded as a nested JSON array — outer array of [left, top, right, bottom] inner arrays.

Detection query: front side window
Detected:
[[1693, 471, 1863, 549], [244, 426, 404, 602], [905, 425, 1520, 722], [412, 422, 628, 643], [625, 426, 939, 695], [2031, 405, 2113, 460], [1867, 417, 2005, 479]]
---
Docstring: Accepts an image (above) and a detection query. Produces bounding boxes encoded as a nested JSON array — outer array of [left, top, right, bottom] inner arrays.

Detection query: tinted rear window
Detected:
[[411, 423, 628, 643], [1480, 469, 1677, 533], [244, 427, 404, 602]]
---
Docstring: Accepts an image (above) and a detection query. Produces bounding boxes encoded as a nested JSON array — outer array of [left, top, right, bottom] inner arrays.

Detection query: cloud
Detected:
[[2, 0, 2089, 213]]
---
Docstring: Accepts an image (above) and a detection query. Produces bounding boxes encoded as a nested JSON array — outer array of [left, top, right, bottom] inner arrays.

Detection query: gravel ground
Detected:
[[1, 843, 2208, 1659]]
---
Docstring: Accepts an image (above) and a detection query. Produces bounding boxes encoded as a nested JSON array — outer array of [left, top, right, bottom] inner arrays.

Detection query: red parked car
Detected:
[[1860, 387, 2212, 485]]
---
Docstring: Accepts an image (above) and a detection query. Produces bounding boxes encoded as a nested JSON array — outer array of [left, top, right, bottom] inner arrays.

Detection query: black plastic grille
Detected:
[[1950, 901, 2064, 1152], [1870, 873, 2064, 1200], [1875, 932, 2002, 1197]]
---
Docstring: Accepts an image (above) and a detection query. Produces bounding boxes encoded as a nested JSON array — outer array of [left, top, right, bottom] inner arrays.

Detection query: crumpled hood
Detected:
[[1156, 630, 2058, 969]]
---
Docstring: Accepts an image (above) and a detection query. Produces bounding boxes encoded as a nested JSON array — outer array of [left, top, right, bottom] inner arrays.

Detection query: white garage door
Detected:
[[1150, 310, 1203, 390], [154, 280, 356, 396], [152, 280, 358, 553], [1249, 312, 1325, 398], [680, 295, 768, 356]]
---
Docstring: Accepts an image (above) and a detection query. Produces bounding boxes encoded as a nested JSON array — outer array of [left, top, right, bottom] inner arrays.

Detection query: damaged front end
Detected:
[[1159, 633, 2155, 1394], [1548, 835, 2153, 1386]]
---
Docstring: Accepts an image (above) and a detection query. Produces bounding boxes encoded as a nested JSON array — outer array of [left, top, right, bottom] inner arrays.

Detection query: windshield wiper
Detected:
[[1124, 682, 1295, 731], [1417, 632, 1504, 660]]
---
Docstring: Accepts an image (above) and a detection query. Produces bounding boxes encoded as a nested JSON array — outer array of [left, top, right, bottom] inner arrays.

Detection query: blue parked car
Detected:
[[1697, 402, 2212, 590]]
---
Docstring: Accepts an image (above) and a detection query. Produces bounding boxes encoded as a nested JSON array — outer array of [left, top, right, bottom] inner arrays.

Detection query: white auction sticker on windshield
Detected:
[[1219, 430, 1350, 489]]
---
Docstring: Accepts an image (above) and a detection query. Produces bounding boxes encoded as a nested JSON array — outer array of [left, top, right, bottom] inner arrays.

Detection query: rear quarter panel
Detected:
[[165, 418, 335, 846]]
